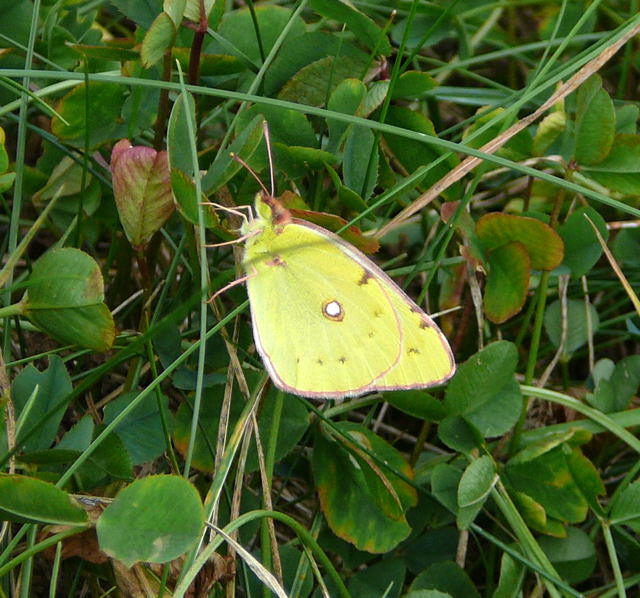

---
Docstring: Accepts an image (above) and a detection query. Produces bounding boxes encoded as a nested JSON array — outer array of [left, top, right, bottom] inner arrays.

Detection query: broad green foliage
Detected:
[[2, 2, 640, 597]]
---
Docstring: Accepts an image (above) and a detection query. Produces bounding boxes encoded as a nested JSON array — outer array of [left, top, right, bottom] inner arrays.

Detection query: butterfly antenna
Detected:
[[263, 121, 275, 197], [230, 152, 270, 196]]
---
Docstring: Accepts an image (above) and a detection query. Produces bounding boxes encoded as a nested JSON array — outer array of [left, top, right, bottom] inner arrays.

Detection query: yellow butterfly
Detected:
[[240, 192, 455, 399]]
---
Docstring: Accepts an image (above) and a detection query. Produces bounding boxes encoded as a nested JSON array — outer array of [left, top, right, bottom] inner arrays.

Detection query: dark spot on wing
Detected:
[[317, 359, 324, 365], [266, 254, 286, 267], [358, 270, 373, 286], [419, 320, 430, 329], [368, 332, 374, 338], [408, 347, 420, 354], [338, 356, 347, 364], [373, 310, 382, 318]]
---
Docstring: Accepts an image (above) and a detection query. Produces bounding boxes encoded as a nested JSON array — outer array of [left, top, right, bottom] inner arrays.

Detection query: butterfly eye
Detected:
[[322, 300, 344, 321]]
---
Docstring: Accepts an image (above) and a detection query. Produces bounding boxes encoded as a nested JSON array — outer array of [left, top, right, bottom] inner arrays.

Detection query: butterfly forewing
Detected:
[[245, 221, 403, 398]]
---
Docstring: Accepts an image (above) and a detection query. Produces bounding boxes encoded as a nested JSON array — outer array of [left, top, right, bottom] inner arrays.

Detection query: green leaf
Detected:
[[505, 445, 589, 524], [110, 140, 174, 249], [111, 0, 161, 29], [431, 464, 462, 515], [274, 143, 338, 170], [327, 78, 366, 154], [438, 415, 483, 454], [611, 480, 640, 532], [167, 91, 197, 177], [22, 248, 116, 352], [410, 561, 480, 598], [538, 527, 596, 584], [457, 456, 497, 530], [308, 0, 391, 56], [343, 125, 377, 200], [613, 227, 640, 268], [391, 71, 437, 99], [202, 114, 264, 193], [544, 298, 599, 354], [384, 106, 459, 198], [558, 206, 609, 278], [74, 426, 133, 491], [170, 169, 220, 228], [347, 557, 405, 598], [103, 391, 171, 465], [483, 241, 530, 324], [0, 474, 86, 525], [141, 12, 175, 68], [312, 423, 416, 553], [278, 55, 365, 108], [616, 104, 639, 134], [384, 390, 448, 422], [10, 356, 72, 452], [476, 213, 564, 271], [172, 387, 309, 473], [265, 31, 368, 97], [51, 82, 127, 148], [533, 109, 566, 156], [491, 553, 524, 598], [574, 75, 615, 165], [96, 475, 204, 567], [444, 341, 521, 437], [581, 133, 640, 195], [216, 5, 306, 65]]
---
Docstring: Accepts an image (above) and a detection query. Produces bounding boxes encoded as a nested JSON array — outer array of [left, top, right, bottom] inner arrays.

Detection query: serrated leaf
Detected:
[[110, 140, 173, 248], [141, 12, 175, 68]]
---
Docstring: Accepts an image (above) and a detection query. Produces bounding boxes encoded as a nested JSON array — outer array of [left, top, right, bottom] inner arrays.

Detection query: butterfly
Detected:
[[238, 190, 456, 399]]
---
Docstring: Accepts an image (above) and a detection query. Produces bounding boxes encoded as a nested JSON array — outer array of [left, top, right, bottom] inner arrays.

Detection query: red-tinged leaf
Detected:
[[111, 139, 174, 249], [289, 208, 380, 254], [484, 241, 530, 324], [476, 212, 563, 270]]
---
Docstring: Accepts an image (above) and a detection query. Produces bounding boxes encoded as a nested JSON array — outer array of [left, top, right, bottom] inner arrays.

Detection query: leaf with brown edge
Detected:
[[476, 213, 563, 271], [484, 241, 530, 324], [312, 422, 416, 553], [289, 207, 380, 254]]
